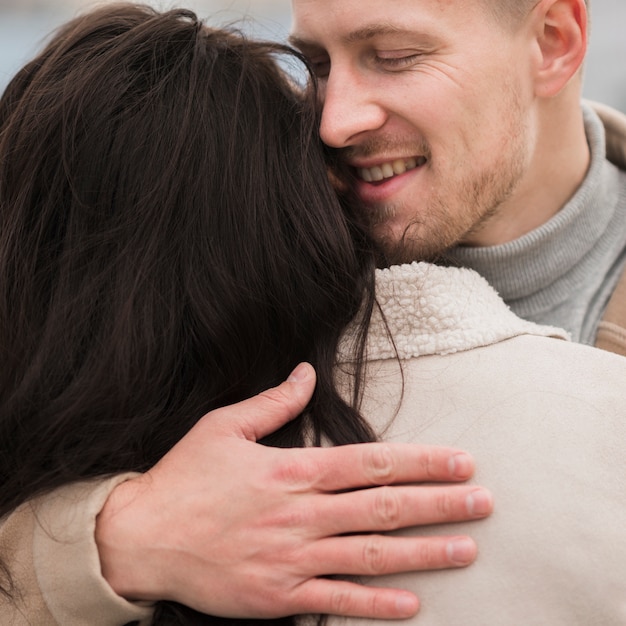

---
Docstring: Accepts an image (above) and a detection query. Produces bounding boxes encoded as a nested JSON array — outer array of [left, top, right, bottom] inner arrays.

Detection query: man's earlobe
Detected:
[[533, 0, 587, 98]]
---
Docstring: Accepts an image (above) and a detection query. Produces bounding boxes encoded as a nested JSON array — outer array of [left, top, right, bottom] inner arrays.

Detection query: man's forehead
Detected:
[[290, 0, 430, 46], [289, 0, 479, 38], [289, 0, 478, 53], [291, 0, 472, 19]]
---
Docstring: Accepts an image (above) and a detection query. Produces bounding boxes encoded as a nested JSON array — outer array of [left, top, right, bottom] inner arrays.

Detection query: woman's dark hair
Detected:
[[0, 3, 377, 624]]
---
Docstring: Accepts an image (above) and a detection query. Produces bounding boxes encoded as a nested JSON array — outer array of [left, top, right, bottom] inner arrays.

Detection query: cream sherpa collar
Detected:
[[338, 262, 569, 363]]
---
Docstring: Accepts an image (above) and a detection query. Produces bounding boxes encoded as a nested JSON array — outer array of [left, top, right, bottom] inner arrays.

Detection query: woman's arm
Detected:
[[1, 366, 490, 624], [1, 475, 153, 626]]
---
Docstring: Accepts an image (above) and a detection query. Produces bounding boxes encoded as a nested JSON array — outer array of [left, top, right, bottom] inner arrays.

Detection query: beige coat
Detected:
[[325, 263, 626, 626], [592, 101, 626, 356]]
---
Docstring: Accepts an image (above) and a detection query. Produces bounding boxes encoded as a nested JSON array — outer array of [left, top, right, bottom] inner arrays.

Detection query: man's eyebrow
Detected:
[[289, 23, 414, 50], [343, 23, 412, 43]]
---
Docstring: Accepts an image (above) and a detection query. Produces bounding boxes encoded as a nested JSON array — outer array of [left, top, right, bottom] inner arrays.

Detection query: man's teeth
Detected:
[[358, 157, 425, 182]]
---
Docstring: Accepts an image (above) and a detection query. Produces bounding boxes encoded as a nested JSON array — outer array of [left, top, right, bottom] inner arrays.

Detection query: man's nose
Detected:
[[319, 66, 387, 149]]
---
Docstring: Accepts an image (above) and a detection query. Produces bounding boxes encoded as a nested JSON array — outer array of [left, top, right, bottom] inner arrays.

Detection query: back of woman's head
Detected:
[[0, 3, 375, 515], [0, 5, 377, 623]]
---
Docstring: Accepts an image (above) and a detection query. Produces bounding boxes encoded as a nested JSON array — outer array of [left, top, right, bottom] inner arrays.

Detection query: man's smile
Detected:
[[356, 156, 426, 183]]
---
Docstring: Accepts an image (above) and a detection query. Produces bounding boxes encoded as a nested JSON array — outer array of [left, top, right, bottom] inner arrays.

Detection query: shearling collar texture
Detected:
[[338, 262, 568, 363]]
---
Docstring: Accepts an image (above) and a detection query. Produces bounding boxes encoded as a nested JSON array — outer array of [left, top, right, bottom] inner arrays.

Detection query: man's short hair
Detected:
[[485, 0, 589, 30]]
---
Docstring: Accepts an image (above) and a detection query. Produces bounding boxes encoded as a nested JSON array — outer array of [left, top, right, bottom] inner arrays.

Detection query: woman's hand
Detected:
[[96, 363, 492, 619]]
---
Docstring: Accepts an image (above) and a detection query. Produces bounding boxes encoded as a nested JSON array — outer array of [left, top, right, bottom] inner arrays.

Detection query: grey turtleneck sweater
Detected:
[[446, 103, 626, 345]]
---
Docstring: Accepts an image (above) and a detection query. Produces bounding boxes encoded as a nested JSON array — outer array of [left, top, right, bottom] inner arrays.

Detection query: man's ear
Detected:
[[532, 0, 587, 98]]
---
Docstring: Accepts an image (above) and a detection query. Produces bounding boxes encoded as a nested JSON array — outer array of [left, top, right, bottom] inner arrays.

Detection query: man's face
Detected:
[[290, 0, 539, 262]]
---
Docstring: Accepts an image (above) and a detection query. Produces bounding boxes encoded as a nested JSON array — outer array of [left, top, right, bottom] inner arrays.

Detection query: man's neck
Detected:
[[460, 94, 590, 248], [444, 102, 626, 344]]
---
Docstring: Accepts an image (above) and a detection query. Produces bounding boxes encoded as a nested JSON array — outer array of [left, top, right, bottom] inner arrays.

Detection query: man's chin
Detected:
[[373, 240, 439, 268], [372, 226, 450, 267]]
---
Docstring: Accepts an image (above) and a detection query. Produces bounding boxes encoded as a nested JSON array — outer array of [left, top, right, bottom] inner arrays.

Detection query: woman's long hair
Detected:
[[0, 4, 376, 624]]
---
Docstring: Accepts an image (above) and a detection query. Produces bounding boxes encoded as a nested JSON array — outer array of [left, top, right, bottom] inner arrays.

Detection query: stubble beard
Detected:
[[368, 117, 529, 266]]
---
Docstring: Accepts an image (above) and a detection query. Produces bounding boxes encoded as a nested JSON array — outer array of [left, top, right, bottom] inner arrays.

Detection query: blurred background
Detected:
[[1, 0, 625, 110]]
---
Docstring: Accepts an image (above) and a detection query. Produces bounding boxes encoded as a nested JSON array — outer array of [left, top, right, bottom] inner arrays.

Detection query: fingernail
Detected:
[[466, 489, 493, 516], [446, 537, 476, 565], [448, 452, 473, 478], [287, 362, 310, 382], [395, 592, 419, 616]]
